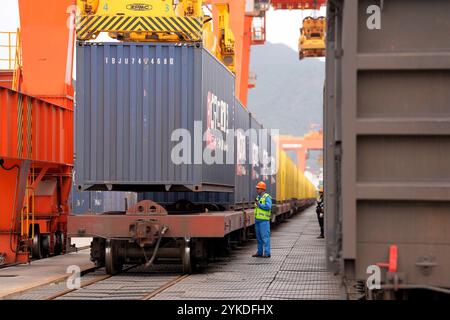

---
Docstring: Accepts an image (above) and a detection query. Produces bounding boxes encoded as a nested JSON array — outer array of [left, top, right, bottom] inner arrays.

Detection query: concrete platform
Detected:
[[152, 206, 345, 300], [71, 237, 93, 249], [0, 249, 94, 299]]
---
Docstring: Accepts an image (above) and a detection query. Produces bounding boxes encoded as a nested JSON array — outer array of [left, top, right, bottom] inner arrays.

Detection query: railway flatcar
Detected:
[[68, 42, 316, 274]]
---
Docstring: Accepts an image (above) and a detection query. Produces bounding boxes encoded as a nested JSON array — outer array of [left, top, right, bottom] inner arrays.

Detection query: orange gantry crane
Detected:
[[0, 0, 75, 266], [277, 131, 323, 173], [219, 0, 326, 106]]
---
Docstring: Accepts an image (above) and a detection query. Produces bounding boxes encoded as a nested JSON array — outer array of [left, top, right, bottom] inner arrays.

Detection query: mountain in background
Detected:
[[247, 42, 324, 137]]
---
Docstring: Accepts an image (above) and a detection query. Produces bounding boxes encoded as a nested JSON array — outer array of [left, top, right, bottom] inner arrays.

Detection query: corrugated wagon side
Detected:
[[325, 0, 450, 298]]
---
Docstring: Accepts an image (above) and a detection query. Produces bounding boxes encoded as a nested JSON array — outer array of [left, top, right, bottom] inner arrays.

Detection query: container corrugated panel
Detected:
[[0, 86, 73, 165], [138, 191, 233, 206], [76, 42, 235, 192], [249, 116, 263, 202], [325, 0, 450, 288], [247, 116, 276, 202], [275, 147, 316, 202], [276, 149, 286, 201], [70, 170, 90, 214], [234, 99, 251, 205], [71, 190, 138, 214], [137, 100, 274, 208], [137, 102, 282, 207], [70, 170, 137, 213], [90, 191, 138, 213], [70, 188, 138, 214], [266, 130, 277, 199], [70, 189, 90, 214]]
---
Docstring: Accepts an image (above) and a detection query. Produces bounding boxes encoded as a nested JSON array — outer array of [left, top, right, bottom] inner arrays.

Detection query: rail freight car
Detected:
[[69, 42, 316, 274], [325, 0, 450, 298]]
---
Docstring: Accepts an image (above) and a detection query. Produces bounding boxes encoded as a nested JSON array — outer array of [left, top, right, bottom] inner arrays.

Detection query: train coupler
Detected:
[[129, 220, 167, 247]]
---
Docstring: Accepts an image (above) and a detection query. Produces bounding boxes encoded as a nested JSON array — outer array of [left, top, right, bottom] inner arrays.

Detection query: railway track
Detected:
[[4, 208, 345, 300], [9, 265, 188, 300]]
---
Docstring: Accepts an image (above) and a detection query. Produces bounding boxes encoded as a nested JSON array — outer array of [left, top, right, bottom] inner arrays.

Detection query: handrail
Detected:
[[0, 30, 22, 91], [0, 31, 18, 70]]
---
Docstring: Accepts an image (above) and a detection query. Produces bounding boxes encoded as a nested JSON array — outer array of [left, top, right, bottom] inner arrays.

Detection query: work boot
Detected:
[[262, 254, 271, 258], [252, 253, 262, 257], [317, 234, 324, 239]]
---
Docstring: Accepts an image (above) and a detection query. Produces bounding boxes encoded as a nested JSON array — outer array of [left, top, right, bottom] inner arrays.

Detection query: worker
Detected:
[[252, 181, 272, 258], [316, 187, 324, 238]]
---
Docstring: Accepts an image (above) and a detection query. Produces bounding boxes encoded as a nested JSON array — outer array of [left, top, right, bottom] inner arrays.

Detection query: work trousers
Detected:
[[255, 219, 271, 256], [316, 207, 324, 236]]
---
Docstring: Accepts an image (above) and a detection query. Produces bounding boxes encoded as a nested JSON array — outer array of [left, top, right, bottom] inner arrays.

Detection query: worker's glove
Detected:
[[319, 212, 324, 218]]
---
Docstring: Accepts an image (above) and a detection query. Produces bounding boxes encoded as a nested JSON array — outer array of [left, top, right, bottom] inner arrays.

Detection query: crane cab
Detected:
[[76, 0, 203, 42], [298, 16, 326, 60]]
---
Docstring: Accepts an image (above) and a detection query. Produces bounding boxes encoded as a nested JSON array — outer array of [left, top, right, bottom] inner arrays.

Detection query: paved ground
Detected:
[[2, 207, 345, 300], [0, 249, 94, 299], [153, 206, 345, 300]]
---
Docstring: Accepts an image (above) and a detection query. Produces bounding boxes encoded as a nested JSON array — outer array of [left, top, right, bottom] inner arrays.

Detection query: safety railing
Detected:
[[251, 15, 266, 45], [0, 30, 22, 90], [248, 72, 257, 89], [0, 31, 19, 70]]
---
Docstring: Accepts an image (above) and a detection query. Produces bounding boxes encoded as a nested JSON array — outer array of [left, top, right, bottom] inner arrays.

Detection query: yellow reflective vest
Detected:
[[254, 193, 271, 220]]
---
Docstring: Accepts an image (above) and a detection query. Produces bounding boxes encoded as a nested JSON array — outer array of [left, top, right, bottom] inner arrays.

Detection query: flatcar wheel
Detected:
[[105, 239, 123, 275], [53, 231, 63, 256], [31, 233, 42, 259], [41, 234, 50, 258], [181, 237, 192, 274], [30, 225, 42, 259]]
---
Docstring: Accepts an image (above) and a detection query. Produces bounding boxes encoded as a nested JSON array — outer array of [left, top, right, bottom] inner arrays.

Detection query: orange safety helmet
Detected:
[[256, 181, 267, 190]]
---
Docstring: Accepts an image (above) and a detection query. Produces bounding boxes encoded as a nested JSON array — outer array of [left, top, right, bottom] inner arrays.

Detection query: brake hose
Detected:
[[144, 225, 169, 267]]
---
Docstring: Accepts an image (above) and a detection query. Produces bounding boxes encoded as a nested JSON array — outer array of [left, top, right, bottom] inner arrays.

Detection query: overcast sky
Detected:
[[0, 0, 20, 30], [0, 0, 325, 69]]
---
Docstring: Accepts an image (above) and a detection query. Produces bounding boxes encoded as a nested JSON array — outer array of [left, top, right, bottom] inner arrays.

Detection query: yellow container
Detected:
[[275, 146, 318, 201]]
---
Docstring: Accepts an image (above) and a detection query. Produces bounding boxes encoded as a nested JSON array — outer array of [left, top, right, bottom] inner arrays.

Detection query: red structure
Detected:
[[277, 131, 323, 172], [0, 0, 75, 266], [214, 0, 326, 106]]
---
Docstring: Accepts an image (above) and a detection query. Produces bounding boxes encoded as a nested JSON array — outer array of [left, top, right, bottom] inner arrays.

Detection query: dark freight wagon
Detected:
[[325, 0, 450, 298], [76, 42, 235, 192]]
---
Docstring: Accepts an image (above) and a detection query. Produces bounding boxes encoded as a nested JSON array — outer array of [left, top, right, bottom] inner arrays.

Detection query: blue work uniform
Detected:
[[254, 193, 272, 256]]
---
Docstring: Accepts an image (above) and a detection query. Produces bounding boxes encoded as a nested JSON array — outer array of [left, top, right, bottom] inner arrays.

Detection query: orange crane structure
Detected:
[[277, 131, 323, 173], [0, 0, 75, 266], [209, 0, 325, 106], [223, 1, 325, 173]]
